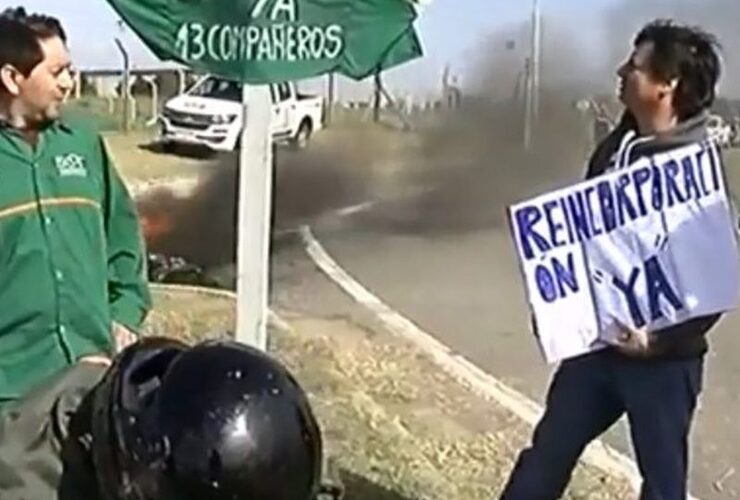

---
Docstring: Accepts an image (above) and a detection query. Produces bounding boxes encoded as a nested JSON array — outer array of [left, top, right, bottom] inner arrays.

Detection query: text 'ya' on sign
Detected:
[[106, 0, 423, 83], [508, 141, 740, 363]]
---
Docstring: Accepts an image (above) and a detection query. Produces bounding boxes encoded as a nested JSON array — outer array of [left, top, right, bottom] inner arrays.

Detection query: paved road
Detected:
[[171, 128, 739, 498], [310, 200, 740, 499]]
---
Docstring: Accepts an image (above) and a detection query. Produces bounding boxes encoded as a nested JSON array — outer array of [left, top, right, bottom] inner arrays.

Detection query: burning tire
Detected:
[[291, 119, 313, 150]]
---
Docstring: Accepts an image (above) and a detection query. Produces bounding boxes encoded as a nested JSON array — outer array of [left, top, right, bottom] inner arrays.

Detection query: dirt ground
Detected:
[[103, 130, 217, 184], [112, 120, 740, 499], [103, 121, 420, 184], [145, 286, 633, 499]]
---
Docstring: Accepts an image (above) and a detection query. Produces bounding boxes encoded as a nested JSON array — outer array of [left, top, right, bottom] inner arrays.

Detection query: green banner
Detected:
[[106, 0, 423, 83]]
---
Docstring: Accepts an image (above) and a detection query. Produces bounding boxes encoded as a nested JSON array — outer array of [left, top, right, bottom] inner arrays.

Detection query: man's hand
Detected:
[[613, 320, 655, 357], [112, 321, 137, 353]]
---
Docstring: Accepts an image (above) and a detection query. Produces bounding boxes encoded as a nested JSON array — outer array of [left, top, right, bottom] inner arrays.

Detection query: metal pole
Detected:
[[128, 79, 138, 125], [114, 38, 130, 132], [373, 71, 382, 123], [176, 68, 186, 94], [379, 85, 413, 131], [523, 57, 532, 151], [74, 71, 82, 100], [143, 75, 159, 127], [524, 0, 541, 151], [326, 72, 335, 126], [235, 84, 273, 350], [442, 64, 450, 107], [531, 0, 541, 122]]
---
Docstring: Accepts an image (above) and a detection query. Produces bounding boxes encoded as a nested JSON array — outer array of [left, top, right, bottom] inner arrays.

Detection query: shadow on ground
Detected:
[[337, 470, 414, 500], [137, 140, 218, 160]]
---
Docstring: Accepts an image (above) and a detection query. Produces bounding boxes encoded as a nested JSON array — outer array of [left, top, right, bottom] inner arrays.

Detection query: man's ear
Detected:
[[658, 78, 679, 100], [0, 64, 23, 96]]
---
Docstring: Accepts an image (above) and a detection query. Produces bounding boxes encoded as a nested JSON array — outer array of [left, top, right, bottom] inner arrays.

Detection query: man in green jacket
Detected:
[[0, 7, 151, 499]]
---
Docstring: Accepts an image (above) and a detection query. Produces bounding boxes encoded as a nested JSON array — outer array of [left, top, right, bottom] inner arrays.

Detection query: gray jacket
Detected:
[[585, 111, 723, 359]]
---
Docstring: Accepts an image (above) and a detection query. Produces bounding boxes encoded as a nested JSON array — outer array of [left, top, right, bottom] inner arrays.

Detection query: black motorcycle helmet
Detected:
[[90, 337, 325, 500]]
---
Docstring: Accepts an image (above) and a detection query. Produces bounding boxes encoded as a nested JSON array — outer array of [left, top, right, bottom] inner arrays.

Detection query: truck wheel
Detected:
[[162, 141, 177, 154], [291, 120, 312, 150]]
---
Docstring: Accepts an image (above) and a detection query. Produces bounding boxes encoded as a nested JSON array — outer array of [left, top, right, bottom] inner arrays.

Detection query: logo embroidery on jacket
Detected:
[[54, 154, 87, 177]]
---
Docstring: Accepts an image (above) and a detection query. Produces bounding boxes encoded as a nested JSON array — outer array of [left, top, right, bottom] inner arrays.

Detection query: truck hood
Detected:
[[165, 95, 242, 117]]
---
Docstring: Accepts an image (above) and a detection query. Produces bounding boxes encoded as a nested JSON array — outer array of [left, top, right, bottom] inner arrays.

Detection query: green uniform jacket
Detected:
[[0, 119, 151, 401]]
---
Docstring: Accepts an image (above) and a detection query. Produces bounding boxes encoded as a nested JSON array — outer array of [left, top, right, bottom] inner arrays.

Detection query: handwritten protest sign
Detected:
[[508, 141, 740, 363]]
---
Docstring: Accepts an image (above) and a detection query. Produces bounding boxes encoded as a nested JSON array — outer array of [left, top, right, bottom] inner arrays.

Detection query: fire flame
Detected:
[[139, 211, 173, 247]]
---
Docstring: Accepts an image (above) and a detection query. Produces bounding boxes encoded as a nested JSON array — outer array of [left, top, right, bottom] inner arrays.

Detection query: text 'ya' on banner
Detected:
[[509, 141, 740, 363]]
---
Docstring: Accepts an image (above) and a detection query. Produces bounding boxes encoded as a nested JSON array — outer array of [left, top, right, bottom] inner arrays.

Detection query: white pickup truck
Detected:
[[158, 75, 324, 152]]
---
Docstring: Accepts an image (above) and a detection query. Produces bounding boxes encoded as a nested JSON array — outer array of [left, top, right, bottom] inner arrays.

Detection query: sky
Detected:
[[7, 0, 692, 100]]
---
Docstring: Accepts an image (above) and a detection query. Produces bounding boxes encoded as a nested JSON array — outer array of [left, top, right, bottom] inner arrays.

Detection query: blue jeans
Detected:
[[500, 349, 704, 500]]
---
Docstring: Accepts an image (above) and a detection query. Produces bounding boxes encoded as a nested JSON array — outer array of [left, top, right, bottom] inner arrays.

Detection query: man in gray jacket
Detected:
[[501, 20, 724, 500]]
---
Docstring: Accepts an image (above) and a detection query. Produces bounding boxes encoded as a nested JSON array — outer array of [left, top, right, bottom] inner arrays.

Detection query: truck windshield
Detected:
[[189, 78, 242, 102]]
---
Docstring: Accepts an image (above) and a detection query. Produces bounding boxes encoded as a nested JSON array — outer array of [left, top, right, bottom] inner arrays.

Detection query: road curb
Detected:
[[140, 177, 703, 498], [298, 225, 682, 497]]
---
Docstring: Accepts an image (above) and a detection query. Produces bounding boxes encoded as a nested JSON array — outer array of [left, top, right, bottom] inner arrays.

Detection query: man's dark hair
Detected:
[[635, 19, 722, 120], [0, 7, 66, 79]]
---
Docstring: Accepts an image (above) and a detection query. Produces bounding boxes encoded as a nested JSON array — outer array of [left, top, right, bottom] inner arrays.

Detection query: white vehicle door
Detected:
[[271, 83, 293, 136]]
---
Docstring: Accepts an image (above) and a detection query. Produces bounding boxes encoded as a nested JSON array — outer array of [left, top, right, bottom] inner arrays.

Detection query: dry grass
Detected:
[[103, 130, 217, 184], [141, 285, 236, 341], [143, 286, 633, 500]]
